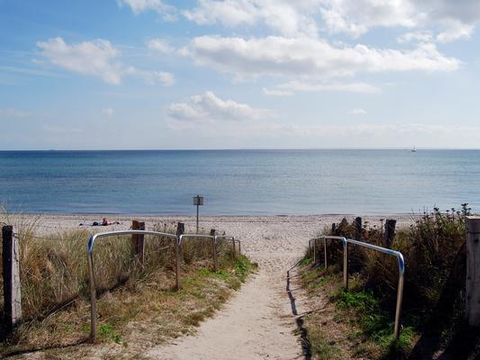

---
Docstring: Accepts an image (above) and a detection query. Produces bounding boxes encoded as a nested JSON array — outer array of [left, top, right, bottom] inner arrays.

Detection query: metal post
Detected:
[[196, 204, 199, 234], [394, 263, 405, 339], [343, 241, 348, 289], [210, 229, 217, 271], [87, 246, 97, 341]]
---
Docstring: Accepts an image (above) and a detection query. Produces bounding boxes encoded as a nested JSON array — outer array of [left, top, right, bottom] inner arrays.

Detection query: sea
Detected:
[[0, 150, 478, 215]]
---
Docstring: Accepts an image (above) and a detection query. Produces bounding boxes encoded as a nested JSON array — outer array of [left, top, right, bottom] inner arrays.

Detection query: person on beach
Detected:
[[79, 218, 120, 226]]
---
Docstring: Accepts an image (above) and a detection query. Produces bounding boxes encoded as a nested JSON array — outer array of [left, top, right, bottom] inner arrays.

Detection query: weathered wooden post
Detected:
[[2, 225, 22, 333], [354, 217, 362, 240], [384, 219, 397, 248], [466, 216, 480, 326], [131, 220, 145, 265], [331, 223, 336, 235], [175, 222, 185, 290], [210, 229, 217, 270]]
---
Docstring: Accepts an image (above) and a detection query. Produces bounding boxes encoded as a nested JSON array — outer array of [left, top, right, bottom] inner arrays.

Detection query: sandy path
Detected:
[[11, 214, 413, 359]]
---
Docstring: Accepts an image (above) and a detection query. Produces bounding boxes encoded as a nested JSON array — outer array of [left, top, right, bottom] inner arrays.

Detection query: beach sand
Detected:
[[11, 214, 414, 359]]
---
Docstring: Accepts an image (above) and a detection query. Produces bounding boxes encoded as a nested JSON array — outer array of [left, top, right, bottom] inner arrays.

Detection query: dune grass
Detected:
[[0, 217, 256, 357], [301, 204, 472, 359]]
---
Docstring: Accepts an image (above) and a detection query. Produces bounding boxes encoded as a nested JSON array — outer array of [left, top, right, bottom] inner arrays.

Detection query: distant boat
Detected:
[[411, 146, 416, 152]]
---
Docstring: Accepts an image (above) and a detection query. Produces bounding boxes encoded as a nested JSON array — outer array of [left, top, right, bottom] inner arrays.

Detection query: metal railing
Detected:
[[87, 229, 239, 342], [214, 235, 242, 258], [308, 235, 406, 339], [179, 234, 217, 270]]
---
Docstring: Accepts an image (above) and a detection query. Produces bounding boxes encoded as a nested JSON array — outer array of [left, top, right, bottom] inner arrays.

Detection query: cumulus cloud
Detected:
[[185, 36, 459, 80], [182, 1, 480, 44], [118, 0, 176, 20], [37, 37, 174, 86], [37, 37, 123, 84], [184, 0, 318, 37], [167, 91, 272, 124]]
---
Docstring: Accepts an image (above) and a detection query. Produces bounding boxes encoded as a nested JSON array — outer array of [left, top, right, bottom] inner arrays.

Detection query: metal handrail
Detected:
[[215, 235, 236, 258], [87, 230, 180, 342], [309, 235, 405, 339], [179, 234, 217, 270]]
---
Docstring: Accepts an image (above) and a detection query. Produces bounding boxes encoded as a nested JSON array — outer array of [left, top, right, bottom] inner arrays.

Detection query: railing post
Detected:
[[131, 220, 145, 265], [210, 229, 217, 271], [343, 240, 348, 289], [323, 237, 328, 269], [2, 225, 22, 334], [384, 219, 396, 248], [355, 217, 362, 241], [175, 223, 185, 290], [466, 216, 480, 326], [394, 257, 405, 339]]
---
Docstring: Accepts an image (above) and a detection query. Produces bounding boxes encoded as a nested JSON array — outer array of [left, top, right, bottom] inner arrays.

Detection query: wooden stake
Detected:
[[466, 216, 480, 326], [131, 220, 145, 265], [2, 225, 22, 333], [384, 219, 396, 248]]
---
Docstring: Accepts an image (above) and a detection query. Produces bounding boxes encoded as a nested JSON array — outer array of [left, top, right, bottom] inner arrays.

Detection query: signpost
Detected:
[[193, 195, 204, 233]]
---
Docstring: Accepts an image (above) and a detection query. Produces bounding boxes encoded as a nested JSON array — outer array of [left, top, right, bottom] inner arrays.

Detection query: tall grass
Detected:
[[1, 218, 237, 325], [305, 204, 472, 355]]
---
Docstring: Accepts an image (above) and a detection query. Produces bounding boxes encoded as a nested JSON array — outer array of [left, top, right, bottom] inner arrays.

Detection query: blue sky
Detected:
[[1, 0, 480, 149]]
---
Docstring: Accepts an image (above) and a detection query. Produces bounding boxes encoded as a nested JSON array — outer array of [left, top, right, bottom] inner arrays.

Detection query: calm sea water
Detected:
[[0, 150, 478, 215]]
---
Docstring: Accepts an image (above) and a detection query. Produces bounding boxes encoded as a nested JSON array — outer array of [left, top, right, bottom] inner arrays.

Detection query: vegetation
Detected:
[[0, 216, 256, 357], [301, 204, 473, 359]]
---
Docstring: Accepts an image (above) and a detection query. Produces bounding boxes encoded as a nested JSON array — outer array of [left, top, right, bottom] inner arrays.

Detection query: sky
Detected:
[[1, 0, 480, 150]]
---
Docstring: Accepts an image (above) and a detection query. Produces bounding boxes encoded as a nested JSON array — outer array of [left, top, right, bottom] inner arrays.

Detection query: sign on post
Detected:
[[193, 195, 204, 233]]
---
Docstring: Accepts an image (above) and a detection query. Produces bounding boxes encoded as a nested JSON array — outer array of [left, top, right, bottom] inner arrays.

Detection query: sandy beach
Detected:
[[10, 214, 414, 359]]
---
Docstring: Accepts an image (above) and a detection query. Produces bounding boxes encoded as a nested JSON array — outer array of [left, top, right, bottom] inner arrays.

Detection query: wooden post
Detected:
[[384, 219, 396, 248], [176, 222, 185, 237], [354, 217, 362, 240], [2, 225, 22, 332], [466, 216, 480, 326], [210, 229, 217, 270], [131, 220, 145, 265], [331, 223, 336, 235]]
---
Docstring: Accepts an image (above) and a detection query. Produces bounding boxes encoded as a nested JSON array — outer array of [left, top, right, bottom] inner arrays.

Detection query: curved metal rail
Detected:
[[214, 235, 238, 258], [179, 234, 217, 270], [87, 230, 180, 342], [309, 235, 405, 339]]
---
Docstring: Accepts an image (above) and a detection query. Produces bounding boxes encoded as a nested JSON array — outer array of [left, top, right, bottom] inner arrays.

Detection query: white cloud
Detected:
[[118, 0, 176, 20], [37, 37, 175, 86], [167, 91, 272, 125], [349, 108, 367, 115], [102, 108, 114, 117], [186, 36, 459, 80], [147, 38, 174, 54], [184, 0, 318, 37], [182, 1, 480, 44], [37, 37, 123, 84], [397, 31, 433, 44]]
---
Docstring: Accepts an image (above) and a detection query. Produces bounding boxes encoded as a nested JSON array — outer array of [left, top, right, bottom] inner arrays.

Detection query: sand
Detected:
[[11, 214, 414, 359]]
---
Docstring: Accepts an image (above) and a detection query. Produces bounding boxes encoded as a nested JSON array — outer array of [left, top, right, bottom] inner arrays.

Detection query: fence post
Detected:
[[466, 216, 480, 326], [2, 225, 22, 333], [354, 217, 362, 240], [131, 220, 145, 265], [384, 219, 396, 248], [175, 222, 185, 290], [210, 229, 217, 270]]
